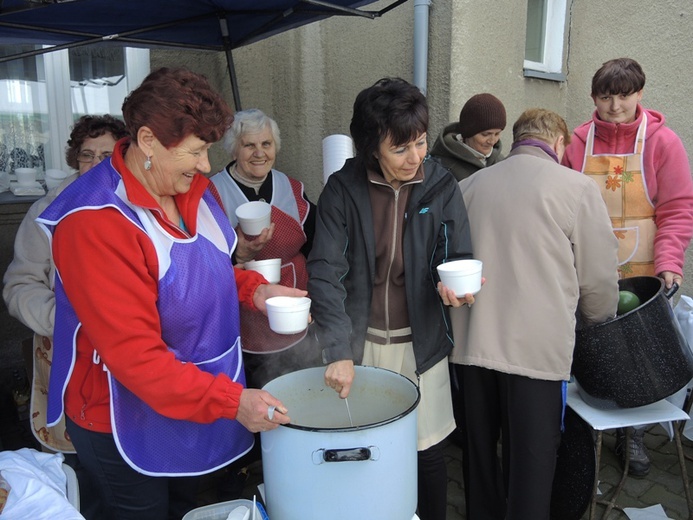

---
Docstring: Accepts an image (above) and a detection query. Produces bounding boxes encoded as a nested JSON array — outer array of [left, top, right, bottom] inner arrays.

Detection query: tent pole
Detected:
[[218, 16, 242, 111], [224, 47, 242, 112]]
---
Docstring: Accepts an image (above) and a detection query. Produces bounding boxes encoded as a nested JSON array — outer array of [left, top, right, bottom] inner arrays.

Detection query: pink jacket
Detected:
[[562, 106, 693, 277]]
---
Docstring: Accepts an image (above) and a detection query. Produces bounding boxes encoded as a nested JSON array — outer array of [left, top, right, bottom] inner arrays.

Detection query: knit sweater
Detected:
[[3, 174, 77, 337]]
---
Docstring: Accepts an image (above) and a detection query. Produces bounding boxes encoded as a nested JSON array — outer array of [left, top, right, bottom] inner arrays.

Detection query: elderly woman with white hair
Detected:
[[210, 108, 319, 388]]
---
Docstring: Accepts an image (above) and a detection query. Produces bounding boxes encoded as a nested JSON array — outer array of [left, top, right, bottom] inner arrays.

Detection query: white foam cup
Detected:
[[44, 169, 69, 190], [235, 201, 271, 236], [265, 296, 311, 335], [15, 167, 37, 186], [245, 258, 281, 284], [437, 259, 483, 297]]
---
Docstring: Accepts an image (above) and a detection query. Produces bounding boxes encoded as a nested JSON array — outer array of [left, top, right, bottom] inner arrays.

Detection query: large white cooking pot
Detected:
[[261, 366, 420, 520]]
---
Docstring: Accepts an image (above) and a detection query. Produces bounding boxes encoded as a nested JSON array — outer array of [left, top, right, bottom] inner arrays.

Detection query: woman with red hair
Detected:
[[36, 68, 299, 519]]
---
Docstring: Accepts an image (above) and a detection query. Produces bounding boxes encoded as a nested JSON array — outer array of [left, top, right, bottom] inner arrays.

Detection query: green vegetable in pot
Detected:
[[617, 290, 641, 315]]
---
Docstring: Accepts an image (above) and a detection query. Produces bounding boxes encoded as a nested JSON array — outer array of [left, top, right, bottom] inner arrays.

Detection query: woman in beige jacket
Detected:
[[440, 108, 619, 520]]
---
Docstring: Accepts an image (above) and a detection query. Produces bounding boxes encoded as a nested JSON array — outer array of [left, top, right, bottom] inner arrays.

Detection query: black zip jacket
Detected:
[[307, 156, 473, 374]]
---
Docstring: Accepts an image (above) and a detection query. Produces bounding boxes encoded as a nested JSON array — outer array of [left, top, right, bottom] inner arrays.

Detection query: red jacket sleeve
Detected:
[[235, 266, 266, 310], [53, 208, 244, 430]]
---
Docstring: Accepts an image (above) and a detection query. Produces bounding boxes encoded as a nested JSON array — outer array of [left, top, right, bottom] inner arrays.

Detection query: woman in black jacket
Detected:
[[307, 77, 475, 520]]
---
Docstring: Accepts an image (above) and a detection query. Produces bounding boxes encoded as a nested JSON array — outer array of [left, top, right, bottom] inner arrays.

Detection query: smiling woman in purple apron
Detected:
[[210, 109, 320, 389], [562, 57, 693, 478], [35, 68, 299, 520]]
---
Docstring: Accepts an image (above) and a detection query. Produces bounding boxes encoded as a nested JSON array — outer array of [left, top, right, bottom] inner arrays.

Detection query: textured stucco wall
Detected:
[[150, 0, 693, 295]]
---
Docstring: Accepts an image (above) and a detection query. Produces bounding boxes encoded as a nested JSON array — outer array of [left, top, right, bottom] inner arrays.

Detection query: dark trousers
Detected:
[[458, 365, 563, 520], [63, 453, 105, 520], [65, 417, 198, 520], [417, 441, 447, 520]]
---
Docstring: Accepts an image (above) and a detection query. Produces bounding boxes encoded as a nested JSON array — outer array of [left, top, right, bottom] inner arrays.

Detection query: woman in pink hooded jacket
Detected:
[[562, 57, 693, 289], [562, 57, 693, 479]]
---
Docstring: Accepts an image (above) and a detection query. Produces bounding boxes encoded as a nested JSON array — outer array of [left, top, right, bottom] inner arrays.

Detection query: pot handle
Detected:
[[665, 282, 680, 300], [312, 446, 380, 464]]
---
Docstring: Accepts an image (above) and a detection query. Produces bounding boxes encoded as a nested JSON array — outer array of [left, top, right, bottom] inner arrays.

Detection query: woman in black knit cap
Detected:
[[430, 92, 507, 181]]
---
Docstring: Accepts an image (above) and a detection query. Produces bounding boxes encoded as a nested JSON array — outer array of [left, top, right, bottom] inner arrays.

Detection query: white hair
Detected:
[[223, 108, 281, 159]]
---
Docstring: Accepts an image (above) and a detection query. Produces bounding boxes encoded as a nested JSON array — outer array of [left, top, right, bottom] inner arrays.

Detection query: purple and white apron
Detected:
[[37, 164, 253, 476]]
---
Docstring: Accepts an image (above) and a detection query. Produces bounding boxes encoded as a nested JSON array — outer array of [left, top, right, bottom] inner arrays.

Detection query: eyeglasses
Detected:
[[77, 151, 113, 164]]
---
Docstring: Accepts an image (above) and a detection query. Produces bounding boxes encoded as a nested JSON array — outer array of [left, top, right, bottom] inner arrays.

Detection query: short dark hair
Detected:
[[350, 78, 428, 173], [122, 67, 233, 148], [65, 115, 128, 170], [591, 58, 646, 97]]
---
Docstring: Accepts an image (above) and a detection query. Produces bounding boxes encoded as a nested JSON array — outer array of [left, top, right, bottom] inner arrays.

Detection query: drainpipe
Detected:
[[413, 0, 431, 95]]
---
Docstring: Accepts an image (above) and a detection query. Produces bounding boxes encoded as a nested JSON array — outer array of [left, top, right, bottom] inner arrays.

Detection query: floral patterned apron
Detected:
[[582, 114, 655, 278]]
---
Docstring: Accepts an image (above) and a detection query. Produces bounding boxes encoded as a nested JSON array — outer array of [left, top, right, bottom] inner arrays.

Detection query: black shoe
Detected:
[[614, 427, 650, 477]]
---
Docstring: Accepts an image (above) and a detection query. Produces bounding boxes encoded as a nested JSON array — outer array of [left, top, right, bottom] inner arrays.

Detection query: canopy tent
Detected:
[[0, 0, 407, 108]]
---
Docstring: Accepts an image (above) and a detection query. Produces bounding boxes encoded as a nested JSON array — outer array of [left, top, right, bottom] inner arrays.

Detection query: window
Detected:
[[524, 0, 567, 79], [0, 45, 149, 175]]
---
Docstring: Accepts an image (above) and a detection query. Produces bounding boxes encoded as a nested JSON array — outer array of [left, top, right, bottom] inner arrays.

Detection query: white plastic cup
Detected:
[[235, 201, 271, 236], [245, 258, 281, 284], [44, 169, 69, 190], [437, 259, 483, 297], [265, 296, 311, 335], [15, 167, 37, 187], [322, 134, 354, 185]]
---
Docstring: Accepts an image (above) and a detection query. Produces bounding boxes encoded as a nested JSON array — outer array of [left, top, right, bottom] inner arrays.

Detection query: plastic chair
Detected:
[[566, 383, 691, 520], [62, 463, 80, 512], [677, 389, 693, 520]]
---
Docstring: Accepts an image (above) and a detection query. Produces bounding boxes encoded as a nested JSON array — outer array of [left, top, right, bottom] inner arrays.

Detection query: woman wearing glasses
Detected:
[[3, 114, 128, 518]]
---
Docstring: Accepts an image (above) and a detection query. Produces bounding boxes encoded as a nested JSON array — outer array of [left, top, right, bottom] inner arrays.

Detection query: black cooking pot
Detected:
[[572, 276, 693, 409]]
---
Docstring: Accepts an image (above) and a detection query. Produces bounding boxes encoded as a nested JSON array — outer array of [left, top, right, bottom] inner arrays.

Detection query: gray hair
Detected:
[[223, 108, 281, 159], [512, 108, 570, 146]]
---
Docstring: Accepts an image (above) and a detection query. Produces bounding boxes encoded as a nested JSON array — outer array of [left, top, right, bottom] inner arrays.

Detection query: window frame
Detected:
[[523, 0, 568, 80], [2, 46, 149, 173]]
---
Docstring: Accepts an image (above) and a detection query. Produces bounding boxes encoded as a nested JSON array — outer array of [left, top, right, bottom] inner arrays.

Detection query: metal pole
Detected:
[[219, 16, 242, 111], [413, 0, 431, 95]]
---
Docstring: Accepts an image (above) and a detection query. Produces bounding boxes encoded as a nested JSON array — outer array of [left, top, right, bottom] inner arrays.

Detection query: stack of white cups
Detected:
[[322, 134, 354, 185]]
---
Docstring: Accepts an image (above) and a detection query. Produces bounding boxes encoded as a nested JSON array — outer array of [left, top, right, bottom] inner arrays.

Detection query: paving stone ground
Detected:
[[224, 424, 693, 519], [441, 426, 693, 520]]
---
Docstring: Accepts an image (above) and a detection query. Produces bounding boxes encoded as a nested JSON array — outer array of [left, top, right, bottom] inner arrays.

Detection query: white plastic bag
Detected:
[[663, 295, 693, 440], [675, 295, 693, 344]]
